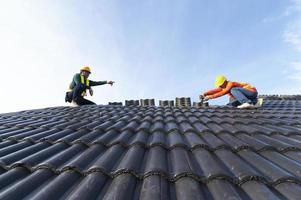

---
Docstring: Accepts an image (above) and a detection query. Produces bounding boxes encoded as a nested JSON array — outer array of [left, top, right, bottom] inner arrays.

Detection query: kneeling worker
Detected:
[[201, 75, 258, 108], [65, 66, 115, 106]]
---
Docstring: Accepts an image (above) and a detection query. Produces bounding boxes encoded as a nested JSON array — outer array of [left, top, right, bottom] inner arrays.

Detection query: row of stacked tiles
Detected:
[[0, 141, 300, 183], [0, 168, 299, 200], [0, 126, 300, 151]]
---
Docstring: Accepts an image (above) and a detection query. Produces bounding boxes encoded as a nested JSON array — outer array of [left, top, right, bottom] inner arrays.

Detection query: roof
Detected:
[[0, 96, 301, 199]]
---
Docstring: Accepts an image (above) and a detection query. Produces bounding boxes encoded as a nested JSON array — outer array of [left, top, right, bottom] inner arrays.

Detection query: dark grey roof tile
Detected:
[[101, 174, 137, 200], [109, 130, 134, 146], [88, 145, 125, 174], [73, 129, 104, 145], [0, 169, 54, 200], [207, 180, 245, 200], [0, 126, 21, 135], [234, 124, 261, 134], [56, 129, 89, 144], [92, 129, 119, 145], [176, 115, 188, 123], [43, 129, 74, 142], [199, 116, 212, 124], [185, 132, 207, 149], [187, 116, 199, 124], [275, 182, 301, 200], [139, 175, 169, 200], [169, 148, 199, 178], [150, 121, 165, 132], [271, 135, 301, 149], [215, 150, 261, 181], [167, 131, 187, 148], [179, 121, 195, 133], [121, 121, 139, 132], [283, 151, 301, 163], [218, 133, 248, 150], [219, 123, 240, 134], [164, 116, 176, 122], [38, 144, 87, 170], [24, 129, 60, 142], [106, 120, 127, 132], [0, 141, 33, 158], [114, 145, 145, 175], [241, 181, 282, 200], [0, 127, 33, 139], [165, 121, 179, 133], [30, 171, 82, 200], [141, 115, 153, 122], [253, 135, 292, 150], [0, 142, 51, 167], [65, 172, 107, 200], [143, 146, 168, 175], [136, 121, 151, 132], [6, 128, 45, 141], [238, 150, 292, 182], [0, 140, 17, 149], [53, 120, 82, 130], [193, 149, 230, 179], [174, 177, 206, 200], [236, 134, 268, 151], [259, 151, 301, 178], [13, 143, 68, 168], [129, 130, 148, 146], [65, 121, 91, 130], [201, 133, 226, 149], [153, 115, 164, 122], [0, 167, 29, 191], [279, 125, 301, 135], [93, 121, 115, 131], [192, 122, 210, 133], [84, 120, 105, 130], [148, 131, 166, 147], [14, 119, 46, 129], [62, 144, 105, 172]]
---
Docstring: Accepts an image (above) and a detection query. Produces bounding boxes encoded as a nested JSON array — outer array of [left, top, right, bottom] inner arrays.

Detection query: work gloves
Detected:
[[107, 81, 115, 86], [89, 88, 93, 96], [199, 95, 210, 101]]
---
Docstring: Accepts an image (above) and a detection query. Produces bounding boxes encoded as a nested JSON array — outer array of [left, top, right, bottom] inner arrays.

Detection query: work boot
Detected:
[[70, 101, 79, 107], [237, 102, 255, 109], [254, 98, 263, 108]]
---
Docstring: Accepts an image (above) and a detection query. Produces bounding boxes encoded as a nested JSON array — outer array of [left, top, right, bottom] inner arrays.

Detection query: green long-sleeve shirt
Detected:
[[69, 73, 107, 90]]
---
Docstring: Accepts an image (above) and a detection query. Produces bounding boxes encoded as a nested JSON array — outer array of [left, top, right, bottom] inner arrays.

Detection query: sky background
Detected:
[[1, 0, 301, 113]]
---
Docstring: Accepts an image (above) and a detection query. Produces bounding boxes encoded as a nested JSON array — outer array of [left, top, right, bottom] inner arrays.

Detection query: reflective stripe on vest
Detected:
[[80, 75, 90, 96]]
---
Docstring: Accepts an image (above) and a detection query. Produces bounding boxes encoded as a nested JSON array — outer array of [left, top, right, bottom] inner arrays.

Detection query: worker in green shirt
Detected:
[[65, 66, 115, 106]]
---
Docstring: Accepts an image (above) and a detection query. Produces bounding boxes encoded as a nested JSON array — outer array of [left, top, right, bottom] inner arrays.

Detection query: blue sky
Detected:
[[1, 0, 301, 113]]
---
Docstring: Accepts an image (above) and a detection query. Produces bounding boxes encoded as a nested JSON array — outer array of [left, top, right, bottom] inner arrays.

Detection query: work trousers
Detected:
[[228, 87, 257, 106], [68, 84, 96, 106]]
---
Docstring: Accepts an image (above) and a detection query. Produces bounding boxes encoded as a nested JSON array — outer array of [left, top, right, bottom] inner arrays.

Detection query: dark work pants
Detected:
[[69, 84, 96, 106]]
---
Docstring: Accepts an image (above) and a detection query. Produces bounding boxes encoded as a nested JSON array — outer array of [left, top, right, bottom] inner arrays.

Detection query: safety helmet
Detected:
[[80, 66, 91, 73], [215, 75, 227, 87]]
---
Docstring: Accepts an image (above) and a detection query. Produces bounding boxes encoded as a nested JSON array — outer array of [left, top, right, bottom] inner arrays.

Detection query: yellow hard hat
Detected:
[[80, 66, 91, 73], [215, 75, 227, 87]]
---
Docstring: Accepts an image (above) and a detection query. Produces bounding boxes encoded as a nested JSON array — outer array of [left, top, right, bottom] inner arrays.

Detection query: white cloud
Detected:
[[282, 0, 301, 85], [286, 61, 301, 81]]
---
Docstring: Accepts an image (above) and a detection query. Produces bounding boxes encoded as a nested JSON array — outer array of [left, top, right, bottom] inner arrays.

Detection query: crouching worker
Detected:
[[201, 75, 258, 108], [65, 66, 115, 106]]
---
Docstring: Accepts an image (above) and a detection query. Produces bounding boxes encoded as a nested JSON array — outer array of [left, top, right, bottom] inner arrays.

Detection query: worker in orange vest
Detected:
[[201, 75, 258, 108], [65, 66, 115, 106]]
